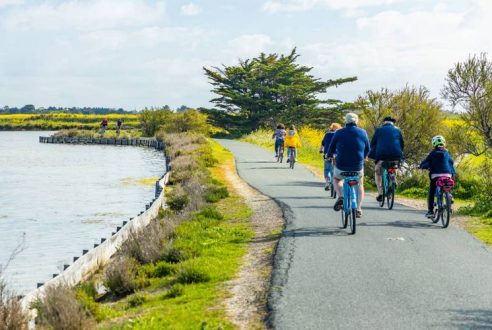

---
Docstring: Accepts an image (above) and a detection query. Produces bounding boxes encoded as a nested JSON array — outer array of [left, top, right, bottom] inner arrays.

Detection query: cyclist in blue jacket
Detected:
[[419, 135, 456, 218], [319, 122, 342, 190], [368, 116, 404, 202], [327, 113, 370, 218]]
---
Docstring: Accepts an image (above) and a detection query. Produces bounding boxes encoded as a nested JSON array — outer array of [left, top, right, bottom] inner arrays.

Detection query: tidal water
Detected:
[[0, 131, 166, 294]]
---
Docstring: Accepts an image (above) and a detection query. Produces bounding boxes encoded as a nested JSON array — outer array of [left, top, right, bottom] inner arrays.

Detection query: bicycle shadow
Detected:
[[283, 227, 349, 237], [434, 309, 492, 329], [271, 181, 325, 188], [358, 220, 438, 229]]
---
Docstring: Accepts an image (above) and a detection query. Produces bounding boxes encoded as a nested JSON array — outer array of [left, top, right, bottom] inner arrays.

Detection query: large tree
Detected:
[[203, 49, 357, 130], [355, 86, 444, 167], [442, 53, 492, 156]]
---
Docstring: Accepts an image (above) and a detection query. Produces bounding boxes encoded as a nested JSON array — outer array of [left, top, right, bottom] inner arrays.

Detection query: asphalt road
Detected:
[[218, 139, 492, 330]]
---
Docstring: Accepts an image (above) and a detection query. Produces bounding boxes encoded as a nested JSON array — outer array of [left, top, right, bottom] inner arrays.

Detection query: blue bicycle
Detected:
[[340, 172, 360, 235], [379, 160, 400, 210], [324, 157, 336, 198]]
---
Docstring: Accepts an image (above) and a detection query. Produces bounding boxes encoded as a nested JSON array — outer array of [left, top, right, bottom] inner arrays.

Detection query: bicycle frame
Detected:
[[343, 175, 360, 211]]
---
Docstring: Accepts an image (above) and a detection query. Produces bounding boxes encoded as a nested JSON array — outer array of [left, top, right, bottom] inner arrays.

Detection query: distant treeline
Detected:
[[0, 104, 194, 115], [0, 105, 133, 114]]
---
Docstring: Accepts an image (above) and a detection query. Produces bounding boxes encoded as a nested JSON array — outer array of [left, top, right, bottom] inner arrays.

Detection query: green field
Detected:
[[0, 113, 139, 130]]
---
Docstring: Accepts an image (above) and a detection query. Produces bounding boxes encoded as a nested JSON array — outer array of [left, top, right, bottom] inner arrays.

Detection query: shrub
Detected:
[[126, 293, 147, 309], [0, 280, 28, 330], [160, 244, 190, 264], [198, 206, 224, 220], [119, 221, 164, 264], [163, 284, 184, 299], [104, 256, 140, 296], [203, 184, 229, 203], [140, 261, 174, 278], [176, 262, 210, 284], [35, 285, 95, 330], [167, 184, 190, 211]]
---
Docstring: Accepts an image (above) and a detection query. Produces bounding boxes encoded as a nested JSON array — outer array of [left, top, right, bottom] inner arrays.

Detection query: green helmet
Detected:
[[432, 135, 446, 147]]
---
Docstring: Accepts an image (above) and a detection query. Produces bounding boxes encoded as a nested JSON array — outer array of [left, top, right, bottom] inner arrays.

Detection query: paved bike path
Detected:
[[218, 140, 492, 329]]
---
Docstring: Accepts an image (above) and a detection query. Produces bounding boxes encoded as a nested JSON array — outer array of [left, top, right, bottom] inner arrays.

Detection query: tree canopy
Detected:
[[355, 86, 444, 166], [443, 53, 492, 156], [203, 49, 357, 131]]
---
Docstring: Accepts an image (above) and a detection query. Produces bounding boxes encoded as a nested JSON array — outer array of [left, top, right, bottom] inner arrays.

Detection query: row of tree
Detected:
[[203, 48, 492, 165], [0, 105, 194, 115]]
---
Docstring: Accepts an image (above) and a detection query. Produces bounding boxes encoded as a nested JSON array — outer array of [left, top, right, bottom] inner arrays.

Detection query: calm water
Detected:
[[0, 131, 166, 294]]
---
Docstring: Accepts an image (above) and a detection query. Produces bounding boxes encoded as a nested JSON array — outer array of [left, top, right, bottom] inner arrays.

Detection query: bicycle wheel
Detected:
[[387, 179, 395, 210], [349, 208, 356, 235], [279, 148, 284, 163], [432, 194, 441, 224], [330, 182, 335, 198], [341, 207, 348, 228], [379, 171, 386, 207], [441, 192, 451, 228], [290, 152, 295, 169]]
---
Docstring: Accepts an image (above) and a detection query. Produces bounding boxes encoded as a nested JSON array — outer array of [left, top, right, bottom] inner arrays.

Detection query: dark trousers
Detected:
[[427, 177, 439, 212], [275, 139, 284, 154]]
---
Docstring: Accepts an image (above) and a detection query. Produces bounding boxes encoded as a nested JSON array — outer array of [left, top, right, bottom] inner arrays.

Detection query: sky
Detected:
[[0, 0, 491, 110]]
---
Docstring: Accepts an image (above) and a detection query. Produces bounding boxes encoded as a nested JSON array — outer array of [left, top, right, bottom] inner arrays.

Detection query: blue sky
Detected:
[[0, 0, 491, 110]]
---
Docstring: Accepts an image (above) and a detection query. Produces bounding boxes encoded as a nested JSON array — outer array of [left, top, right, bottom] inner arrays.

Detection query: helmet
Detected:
[[432, 135, 446, 147]]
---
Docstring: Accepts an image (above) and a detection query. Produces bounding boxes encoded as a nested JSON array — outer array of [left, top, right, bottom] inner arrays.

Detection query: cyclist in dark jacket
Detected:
[[319, 122, 341, 190], [368, 117, 404, 202], [419, 135, 456, 218], [327, 113, 370, 218]]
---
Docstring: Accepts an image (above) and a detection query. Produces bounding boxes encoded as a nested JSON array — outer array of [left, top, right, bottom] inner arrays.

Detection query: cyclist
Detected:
[[368, 116, 404, 202], [327, 113, 370, 218], [284, 125, 301, 163], [319, 123, 342, 190], [419, 135, 456, 218], [272, 123, 286, 157]]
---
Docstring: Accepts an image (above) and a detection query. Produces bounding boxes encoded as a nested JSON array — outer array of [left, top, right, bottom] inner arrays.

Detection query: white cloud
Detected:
[[180, 2, 201, 16], [301, 1, 492, 101], [3, 0, 166, 31], [0, 0, 23, 8], [226, 34, 274, 59], [262, 0, 402, 13]]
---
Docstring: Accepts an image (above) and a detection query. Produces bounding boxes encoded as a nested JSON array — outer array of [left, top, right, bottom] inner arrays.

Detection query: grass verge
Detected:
[[37, 135, 255, 329]]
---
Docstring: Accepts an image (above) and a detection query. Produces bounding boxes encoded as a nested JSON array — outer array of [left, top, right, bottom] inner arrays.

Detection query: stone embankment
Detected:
[[39, 136, 165, 150]]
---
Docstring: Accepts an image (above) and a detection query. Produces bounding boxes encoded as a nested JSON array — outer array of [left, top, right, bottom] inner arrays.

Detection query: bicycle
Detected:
[[339, 172, 360, 235], [431, 176, 454, 228], [325, 157, 336, 198], [288, 147, 296, 169], [379, 160, 400, 210], [277, 144, 284, 163]]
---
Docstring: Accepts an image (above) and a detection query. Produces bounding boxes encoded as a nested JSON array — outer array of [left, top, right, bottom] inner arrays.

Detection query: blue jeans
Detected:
[[275, 139, 284, 155], [324, 158, 333, 183], [287, 147, 297, 159]]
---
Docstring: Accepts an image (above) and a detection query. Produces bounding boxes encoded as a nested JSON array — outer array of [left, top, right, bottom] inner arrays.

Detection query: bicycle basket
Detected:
[[436, 177, 454, 191]]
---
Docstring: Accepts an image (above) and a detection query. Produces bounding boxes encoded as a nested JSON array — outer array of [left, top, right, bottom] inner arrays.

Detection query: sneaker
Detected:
[[425, 211, 434, 219], [376, 195, 383, 202], [287, 159, 290, 163], [324, 183, 330, 191], [275, 154, 278, 158], [356, 210, 363, 218], [334, 197, 344, 211]]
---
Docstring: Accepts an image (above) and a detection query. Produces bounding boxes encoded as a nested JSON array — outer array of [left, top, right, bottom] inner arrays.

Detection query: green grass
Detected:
[[95, 140, 254, 329], [0, 113, 140, 130]]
